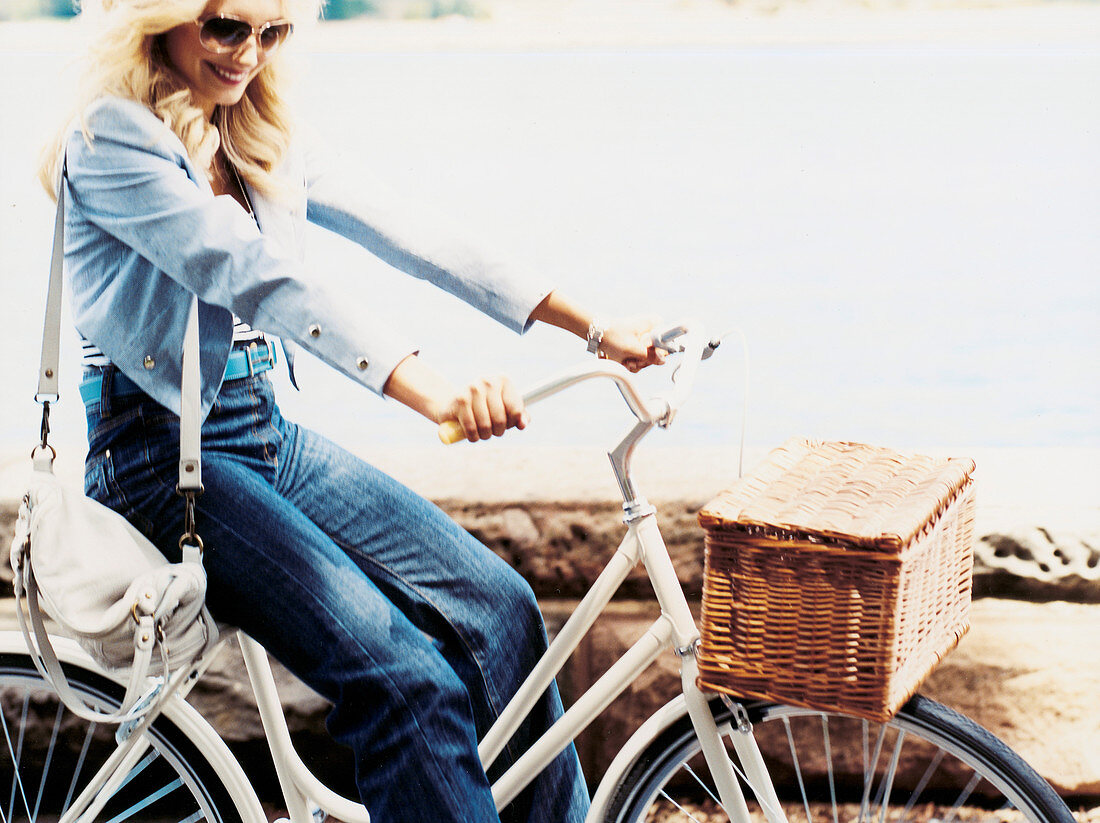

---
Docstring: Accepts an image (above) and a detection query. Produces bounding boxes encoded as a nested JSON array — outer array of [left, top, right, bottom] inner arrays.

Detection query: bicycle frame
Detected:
[[23, 321, 792, 823], [471, 384, 786, 823], [233, 326, 787, 823], [468, 332, 786, 823]]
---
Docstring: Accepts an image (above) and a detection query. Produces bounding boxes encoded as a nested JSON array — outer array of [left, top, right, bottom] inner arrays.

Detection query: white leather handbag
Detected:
[[9, 169, 219, 723]]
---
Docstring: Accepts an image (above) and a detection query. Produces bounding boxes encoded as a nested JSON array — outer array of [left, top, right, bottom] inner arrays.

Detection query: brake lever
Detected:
[[654, 325, 722, 361], [652, 325, 689, 354]]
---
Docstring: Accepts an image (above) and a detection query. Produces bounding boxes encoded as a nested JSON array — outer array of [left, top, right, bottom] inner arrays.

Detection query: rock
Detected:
[[501, 506, 541, 550], [975, 528, 1100, 602], [3, 497, 1098, 601], [444, 500, 707, 599]]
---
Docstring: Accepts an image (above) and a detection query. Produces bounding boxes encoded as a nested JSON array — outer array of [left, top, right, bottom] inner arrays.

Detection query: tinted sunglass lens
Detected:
[[200, 17, 251, 50], [258, 22, 292, 50]]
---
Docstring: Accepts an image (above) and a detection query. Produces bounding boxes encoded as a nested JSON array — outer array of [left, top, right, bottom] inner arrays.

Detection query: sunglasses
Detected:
[[193, 14, 294, 54]]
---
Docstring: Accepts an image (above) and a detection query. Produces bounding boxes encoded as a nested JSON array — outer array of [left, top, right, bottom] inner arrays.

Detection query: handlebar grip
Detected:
[[437, 420, 466, 445]]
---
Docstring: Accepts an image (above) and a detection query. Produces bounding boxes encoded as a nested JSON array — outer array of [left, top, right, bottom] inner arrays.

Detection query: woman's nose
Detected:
[[233, 34, 261, 66]]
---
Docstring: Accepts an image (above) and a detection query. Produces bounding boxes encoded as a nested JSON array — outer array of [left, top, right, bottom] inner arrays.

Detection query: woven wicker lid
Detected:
[[699, 438, 976, 552]]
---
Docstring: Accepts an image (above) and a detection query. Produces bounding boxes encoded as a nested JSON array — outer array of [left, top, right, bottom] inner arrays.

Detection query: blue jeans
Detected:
[[82, 365, 590, 823]]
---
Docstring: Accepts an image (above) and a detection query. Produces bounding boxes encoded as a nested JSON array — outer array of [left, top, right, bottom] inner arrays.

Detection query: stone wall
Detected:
[[2, 498, 1098, 805]]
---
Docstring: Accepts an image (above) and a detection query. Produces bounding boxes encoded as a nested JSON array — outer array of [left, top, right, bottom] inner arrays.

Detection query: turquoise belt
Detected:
[[80, 340, 276, 406]]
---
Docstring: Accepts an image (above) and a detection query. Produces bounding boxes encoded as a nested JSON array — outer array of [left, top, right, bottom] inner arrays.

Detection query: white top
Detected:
[[81, 319, 263, 367]]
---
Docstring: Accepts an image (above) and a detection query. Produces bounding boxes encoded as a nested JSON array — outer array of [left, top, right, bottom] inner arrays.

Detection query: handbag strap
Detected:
[[35, 176, 66, 403], [18, 168, 212, 724], [40, 164, 203, 493], [16, 554, 158, 723]]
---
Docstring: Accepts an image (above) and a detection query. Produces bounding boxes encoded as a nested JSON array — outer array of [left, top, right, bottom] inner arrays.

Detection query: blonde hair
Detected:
[[39, 0, 320, 200]]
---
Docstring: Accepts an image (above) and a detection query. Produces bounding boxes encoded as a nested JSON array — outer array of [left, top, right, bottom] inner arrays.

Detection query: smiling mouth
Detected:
[[206, 62, 249, 85]]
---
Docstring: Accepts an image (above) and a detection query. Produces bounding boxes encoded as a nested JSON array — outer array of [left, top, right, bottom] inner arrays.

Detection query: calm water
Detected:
[[2, 37, 1097, 467]]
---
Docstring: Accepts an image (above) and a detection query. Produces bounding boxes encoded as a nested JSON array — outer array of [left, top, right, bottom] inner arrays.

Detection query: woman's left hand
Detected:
[[596, 317, 667, 373]]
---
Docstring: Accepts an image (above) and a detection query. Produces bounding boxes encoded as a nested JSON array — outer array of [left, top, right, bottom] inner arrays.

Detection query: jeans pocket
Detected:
[[85, 447, 157, 539], [84, 454, 109, 501]]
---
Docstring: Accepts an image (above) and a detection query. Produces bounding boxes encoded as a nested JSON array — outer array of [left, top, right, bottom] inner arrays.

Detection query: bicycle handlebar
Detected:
[[437, 320, 712, 445]]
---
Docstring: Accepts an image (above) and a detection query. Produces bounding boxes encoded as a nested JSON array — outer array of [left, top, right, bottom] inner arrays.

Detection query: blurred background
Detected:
[[1, 0, 1097, 806], [1, 0, 1097, 512]]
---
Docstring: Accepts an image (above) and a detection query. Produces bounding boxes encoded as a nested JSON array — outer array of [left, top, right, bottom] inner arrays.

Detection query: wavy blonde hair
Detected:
[[39, 0, 321, 199]]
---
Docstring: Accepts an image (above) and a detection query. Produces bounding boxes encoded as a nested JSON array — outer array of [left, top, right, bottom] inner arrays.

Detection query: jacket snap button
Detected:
[[356, 357, 368, 371], [143, 355, 155, 369], [308, 324, 322, 338]]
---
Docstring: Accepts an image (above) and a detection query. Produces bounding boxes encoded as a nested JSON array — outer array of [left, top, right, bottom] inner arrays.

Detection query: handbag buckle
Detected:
[[30, 401, 58, 462], [176, 488, 207, 556]]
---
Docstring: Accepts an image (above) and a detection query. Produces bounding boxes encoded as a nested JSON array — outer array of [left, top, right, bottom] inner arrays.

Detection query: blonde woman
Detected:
[[42, 0, 665, 820]]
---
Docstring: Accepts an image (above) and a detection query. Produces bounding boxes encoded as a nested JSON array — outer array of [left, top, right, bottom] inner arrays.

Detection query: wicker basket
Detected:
[[697, 438, 976, 722]]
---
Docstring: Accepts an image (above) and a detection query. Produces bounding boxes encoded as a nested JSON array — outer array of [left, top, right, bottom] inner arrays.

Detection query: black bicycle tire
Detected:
[[605, 693, 1074, 823], [0, 650, 245, 823]]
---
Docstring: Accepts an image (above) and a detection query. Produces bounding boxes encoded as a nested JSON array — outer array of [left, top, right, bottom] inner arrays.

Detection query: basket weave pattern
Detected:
[[697, 439, 976, 722]]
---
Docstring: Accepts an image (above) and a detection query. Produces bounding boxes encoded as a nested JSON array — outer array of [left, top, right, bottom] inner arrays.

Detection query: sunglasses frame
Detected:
[[193, 14, 295, 54]]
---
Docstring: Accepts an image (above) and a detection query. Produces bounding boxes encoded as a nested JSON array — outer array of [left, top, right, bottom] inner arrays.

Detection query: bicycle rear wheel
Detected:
[[0, 651, 244, 823], [606, 694, 1074, 823]]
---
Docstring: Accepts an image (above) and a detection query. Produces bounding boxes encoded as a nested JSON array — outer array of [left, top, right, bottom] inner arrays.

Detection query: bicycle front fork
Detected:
[[637, 510, 789, 823], [679, 647, 789, 823]]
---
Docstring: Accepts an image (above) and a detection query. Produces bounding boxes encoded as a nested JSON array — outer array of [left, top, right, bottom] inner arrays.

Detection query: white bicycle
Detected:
[[0, 322, 1077, 823]]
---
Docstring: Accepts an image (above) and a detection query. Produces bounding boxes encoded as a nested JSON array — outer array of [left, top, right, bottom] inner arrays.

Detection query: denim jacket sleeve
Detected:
[[302, 138, 552, 335], [65, 96, 552, 406]]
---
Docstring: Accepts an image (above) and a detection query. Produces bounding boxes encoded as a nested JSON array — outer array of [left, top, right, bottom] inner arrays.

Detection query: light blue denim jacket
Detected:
[[64, 95, 551, 421]]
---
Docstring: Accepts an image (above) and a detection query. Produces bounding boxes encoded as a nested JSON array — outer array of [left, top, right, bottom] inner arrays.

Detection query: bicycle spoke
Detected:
[[682, 762, 723, 810], [62, 719, 99, 818], [609, 698, 1072, 823], [32, 701, 65, 822], [782, 717, 813, 823], [0, 703, 10, 823], [862, 719, 869, 789], [822, 716, 839, 823], [874, 729, 905, 823], [658, 789, 707, 823], [0, 658, 234, 823], [900, 747, 946, 821], [103, 776, 184, 823], [113, 749, 161, 795], [1, 695, 18, 823], [858, 722, 887, 823], [943, 771, 985, 823], [1, 692, 32, 823], [14, 696, 29, 820]]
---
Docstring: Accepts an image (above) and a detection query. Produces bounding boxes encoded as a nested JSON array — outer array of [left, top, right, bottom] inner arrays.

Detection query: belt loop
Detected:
[[98, 367, 116, 419]]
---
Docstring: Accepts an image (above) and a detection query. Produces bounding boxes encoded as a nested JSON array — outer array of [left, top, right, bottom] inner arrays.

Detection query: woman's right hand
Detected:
[[383, 355, 529, 444], [437, 375, 529, 443]]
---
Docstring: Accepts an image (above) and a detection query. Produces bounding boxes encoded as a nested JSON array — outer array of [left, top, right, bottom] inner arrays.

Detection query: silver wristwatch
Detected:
[[586, 318, 606, 356]]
